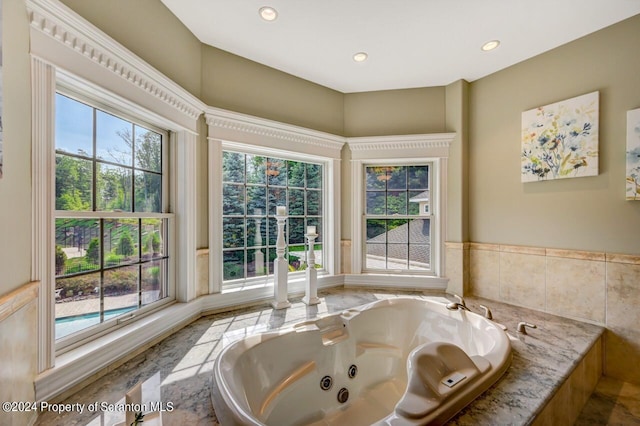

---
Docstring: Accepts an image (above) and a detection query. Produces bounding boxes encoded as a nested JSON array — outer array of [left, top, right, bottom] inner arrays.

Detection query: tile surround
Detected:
[[0, 282, 39, 426], [465, 242, 640, 385]]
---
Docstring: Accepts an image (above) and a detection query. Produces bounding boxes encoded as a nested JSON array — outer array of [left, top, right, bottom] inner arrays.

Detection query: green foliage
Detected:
[[55, 245, 67, 275], [86, 238, 100, 265], [64, 257, 99, 275], [55, 155, 91, 211], [143, 232, 161, 254], [105, 253, 125, 267], [116, 229, 135, 257]]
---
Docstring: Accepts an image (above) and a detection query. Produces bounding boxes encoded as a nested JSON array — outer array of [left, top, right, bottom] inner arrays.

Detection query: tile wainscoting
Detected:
[[0, 281, 39, 426], [459, 242, 640, 385]]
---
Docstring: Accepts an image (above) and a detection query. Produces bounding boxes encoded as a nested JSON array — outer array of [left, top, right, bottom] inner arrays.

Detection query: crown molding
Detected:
[[26, 0, 205, 122], [346, 133, 455, 151], [205, 107, 345, 156]]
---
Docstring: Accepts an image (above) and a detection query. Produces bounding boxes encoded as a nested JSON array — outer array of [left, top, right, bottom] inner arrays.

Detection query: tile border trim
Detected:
[[0, 281, 40, 323]]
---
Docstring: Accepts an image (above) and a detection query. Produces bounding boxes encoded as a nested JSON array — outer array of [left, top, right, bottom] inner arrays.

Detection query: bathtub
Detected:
[[211, 297, 511, 425]]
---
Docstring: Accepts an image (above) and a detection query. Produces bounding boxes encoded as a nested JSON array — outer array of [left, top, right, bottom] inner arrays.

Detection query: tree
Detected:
[[86, 238, 100, 265], [116, 229, 135, 257], [55, 245, 67, 275]]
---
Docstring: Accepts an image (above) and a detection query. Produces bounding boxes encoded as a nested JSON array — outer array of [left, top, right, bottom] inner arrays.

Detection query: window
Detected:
[[54, 92, 172, 341], [364, 165, 432, 272], [222, 151, 323, 287]]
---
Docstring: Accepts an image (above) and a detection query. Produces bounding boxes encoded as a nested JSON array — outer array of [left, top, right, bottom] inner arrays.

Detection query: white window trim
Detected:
[[205, 107, 345, 295], [29, 0, 205, 402], [346, 134, 455, 290]]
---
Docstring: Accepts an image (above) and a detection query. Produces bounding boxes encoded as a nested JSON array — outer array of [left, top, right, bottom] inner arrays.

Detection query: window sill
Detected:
[[343, 273, 448, 290]]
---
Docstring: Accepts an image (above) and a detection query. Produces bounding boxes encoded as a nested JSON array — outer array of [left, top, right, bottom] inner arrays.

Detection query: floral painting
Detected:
[[521, 91, 599, 182], [627, 108, 640, 200]]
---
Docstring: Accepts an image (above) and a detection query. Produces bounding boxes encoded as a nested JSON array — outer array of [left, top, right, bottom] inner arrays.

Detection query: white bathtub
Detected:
[[211, 297, 511, 425]]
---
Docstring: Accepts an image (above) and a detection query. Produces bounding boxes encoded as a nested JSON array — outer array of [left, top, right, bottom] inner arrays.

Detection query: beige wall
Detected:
[[1, 0, 32, 297], [469, 14, 640, 254], [344, 87, 445, 137], [59, 0, 202, 98], [201, 45, 344, 135]]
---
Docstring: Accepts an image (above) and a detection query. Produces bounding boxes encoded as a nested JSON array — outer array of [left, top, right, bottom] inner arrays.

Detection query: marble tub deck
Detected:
[[34, 287, 606, 426]]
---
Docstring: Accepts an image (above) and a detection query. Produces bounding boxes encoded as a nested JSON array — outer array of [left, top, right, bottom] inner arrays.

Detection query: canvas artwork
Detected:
[[627, 108, 640, 200], [521, 91, 599, 182]]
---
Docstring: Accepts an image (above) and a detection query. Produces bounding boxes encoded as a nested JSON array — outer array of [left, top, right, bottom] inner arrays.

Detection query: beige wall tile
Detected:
[[605, 329, 640, 385], [500, 244, 546, 256], [605, 261, 640, 384], [0, 300, 38, 426], [546, 257, 605, 323], [500, 252, 546, 310], [469, 249, 500, 300]]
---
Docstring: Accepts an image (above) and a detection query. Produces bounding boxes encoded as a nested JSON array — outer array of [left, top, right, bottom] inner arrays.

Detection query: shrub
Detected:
[[86, 238, 100, 264], [116, 229, 135, 257], [55, 245, 67, 275]]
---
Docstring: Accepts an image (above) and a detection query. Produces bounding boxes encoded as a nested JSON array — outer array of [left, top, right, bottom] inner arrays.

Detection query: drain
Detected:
[[348, 364, 358, 379], [337, 387, 349, 404], [320, 375, 333, 391]]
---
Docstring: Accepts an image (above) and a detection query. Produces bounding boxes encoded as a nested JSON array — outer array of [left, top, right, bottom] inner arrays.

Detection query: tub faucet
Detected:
[[446, 294, 470, 311], [517, 322, 537, 335]]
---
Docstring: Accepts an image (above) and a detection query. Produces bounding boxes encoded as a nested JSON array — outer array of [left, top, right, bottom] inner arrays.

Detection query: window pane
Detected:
[[246, 186, 266, 215], [55, 272, 101, 339], [408, 165, 429, 189], [387, 191, 407, 215], [387, 166, 407, 190], [134, 125, 161, 172], [288, 247, 305, 271], [246, 155, 266, 184], [141, 218, 165, 259], [268, 187, 286, 215], [287, 161, 305, 188], [142, 260, 166, 306], [289, 189, 305, 216], [366, 192, 385, 215], [55, 94, 94, 157], [223, 151, 245, 183], [307, 164, 322, 189], [409, 246, 430, 270], [56, 155, 93, 211], [387, 244, 409, 270], [96, 110, 132, 166], [223, 218, 245, 248], [307, 190, 321, 216], [288, 218, 305, 244], [55, 219, 101, 276], [409, 219, 430, 244], [408, 190, 428, 216], [366, 167, 387, 190], [223, 250, 245, 280], [104, 219, 139, 267], [387, 219, 409, 243], [97, 163, 133, 212], [306, 218, 322, 243], [267, 157, 286, 186], [268, 217, 278, 246], [366, 219, 386, 241], [135, 170, 161, 212], [247, 217, 266, 248], [223, 184, 245, 215], [247, 248, 267, 277], [366, 244, 386, 269], [103, 265, 139, 314]]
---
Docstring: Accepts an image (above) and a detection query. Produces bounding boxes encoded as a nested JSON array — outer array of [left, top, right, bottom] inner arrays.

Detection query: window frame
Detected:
[[53, 86, 176, 352], [362, 162, 435, 275], [347, 133, 454, 285], [219, 144, 329, 292]]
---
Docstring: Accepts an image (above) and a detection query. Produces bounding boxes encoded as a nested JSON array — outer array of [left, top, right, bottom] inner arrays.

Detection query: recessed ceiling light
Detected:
[[259, 6, 278, 21], [481, 40, 500, 51], [353, 52, 368, 62]]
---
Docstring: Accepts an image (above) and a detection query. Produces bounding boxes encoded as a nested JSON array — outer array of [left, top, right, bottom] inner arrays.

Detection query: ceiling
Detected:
[[159, 0, 640, 93]]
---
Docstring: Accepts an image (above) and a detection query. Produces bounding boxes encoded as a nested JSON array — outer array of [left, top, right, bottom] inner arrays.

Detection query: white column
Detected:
[[31, 56, 56, 372], [272, 208, 290, 309], [175, 130, 198, 302], [254, 211, 265, 276], [302, 229, 320, 305]]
